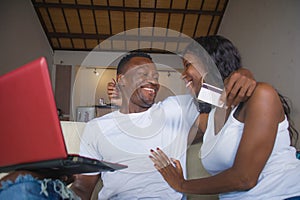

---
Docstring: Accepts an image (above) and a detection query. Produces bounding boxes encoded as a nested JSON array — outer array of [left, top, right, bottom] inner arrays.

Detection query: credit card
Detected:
[[197, 83, 224, 108]]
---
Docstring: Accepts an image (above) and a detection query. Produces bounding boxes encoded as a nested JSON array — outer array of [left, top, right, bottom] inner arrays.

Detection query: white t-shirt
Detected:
[[80, 95, 198, 200], [201, 107, 300, 200]]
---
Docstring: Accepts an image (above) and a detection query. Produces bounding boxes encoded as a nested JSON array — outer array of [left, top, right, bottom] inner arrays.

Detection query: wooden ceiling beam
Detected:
[[32, 2, 223, 16], [192, 0, 206, 38], [53, 47, 176, 54], [47, 32, 192, 42]]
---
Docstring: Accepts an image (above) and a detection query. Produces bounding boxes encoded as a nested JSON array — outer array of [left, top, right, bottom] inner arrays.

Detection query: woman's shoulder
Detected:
[[236, 82, 284, 124], [245, 82, 283, 114], [251, 82, 279, 100]]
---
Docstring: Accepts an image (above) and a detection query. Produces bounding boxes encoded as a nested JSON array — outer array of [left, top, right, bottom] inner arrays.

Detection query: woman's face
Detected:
[[181, 52, 207, 96]]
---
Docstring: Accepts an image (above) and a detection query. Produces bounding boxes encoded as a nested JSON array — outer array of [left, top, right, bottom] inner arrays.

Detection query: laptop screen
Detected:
[[0, 57, 68, 168]]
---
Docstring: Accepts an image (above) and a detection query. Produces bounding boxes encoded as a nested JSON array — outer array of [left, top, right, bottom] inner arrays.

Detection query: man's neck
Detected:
[[119, 101, 149, 114]]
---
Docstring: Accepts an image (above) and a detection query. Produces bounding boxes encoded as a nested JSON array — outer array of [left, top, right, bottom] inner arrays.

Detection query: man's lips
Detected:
[[142, 87, 155, 93], [143, 88, 155, 92]]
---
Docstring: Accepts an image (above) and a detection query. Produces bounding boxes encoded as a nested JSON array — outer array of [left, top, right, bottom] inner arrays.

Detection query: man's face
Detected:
[[181, 52, 207, 97], [120, 57, 160, 108]]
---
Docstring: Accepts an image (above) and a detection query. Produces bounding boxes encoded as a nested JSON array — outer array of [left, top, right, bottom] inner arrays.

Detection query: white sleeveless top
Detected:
[[200, 107, 300, 200]]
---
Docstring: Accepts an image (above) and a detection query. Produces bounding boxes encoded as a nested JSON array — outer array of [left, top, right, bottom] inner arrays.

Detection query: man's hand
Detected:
[[223, 68, 256, 107], [59, 174, 76, 185], [107, 78, 122, 106], [70, 174, 100, 200]]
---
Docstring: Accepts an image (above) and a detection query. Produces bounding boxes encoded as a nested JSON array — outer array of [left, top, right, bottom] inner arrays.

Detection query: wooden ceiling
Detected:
[[31, 0, 229, 53]]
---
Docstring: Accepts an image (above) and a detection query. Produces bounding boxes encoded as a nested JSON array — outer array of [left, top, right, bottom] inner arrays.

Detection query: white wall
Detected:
[[219, 0, 300, 132], [0, 0, 53, 76], [54, 50, 183, 69]]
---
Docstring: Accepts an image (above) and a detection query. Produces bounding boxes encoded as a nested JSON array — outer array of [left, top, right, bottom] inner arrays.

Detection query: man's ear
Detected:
[[117, 74, 125, 87]]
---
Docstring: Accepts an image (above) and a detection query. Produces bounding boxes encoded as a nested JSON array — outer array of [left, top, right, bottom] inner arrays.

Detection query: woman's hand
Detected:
[[149, 148, 185, 192], [223, 68, 256, 107]]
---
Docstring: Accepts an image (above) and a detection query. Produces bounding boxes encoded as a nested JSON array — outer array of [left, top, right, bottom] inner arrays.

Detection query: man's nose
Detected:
[[147, 77, 159, 85], [145, 74, 158, 83]]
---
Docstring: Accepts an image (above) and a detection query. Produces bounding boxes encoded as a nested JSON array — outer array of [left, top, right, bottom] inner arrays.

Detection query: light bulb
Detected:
[[94, 68, 99, 76]]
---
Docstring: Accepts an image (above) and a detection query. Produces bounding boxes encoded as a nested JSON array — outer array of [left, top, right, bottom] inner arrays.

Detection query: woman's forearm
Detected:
[[180, 168, 256, 195]]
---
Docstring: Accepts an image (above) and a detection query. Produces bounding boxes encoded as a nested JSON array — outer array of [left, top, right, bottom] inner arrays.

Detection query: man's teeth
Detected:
[[143, 88, 155, 92], [186, 81, 192, 88]]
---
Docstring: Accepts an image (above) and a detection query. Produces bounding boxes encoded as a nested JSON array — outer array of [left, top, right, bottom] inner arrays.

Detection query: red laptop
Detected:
[[0, 57, 127, 176]]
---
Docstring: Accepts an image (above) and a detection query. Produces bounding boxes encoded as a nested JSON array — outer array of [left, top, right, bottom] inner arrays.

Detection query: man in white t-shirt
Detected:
[[71, 52, 199, 200], [70, 52, 256, 199]]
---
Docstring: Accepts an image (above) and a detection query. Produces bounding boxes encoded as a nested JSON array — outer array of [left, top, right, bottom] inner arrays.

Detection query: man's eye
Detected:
[[137, 72, 147, 76]]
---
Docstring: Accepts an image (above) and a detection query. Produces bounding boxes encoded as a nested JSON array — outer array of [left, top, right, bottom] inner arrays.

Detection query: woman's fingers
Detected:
[[156, 148, 171, 166], [150, 148, 172, 169], [171, 158, 183, 174], [149, 150, 185, 192], [224, 69, 256, 107]]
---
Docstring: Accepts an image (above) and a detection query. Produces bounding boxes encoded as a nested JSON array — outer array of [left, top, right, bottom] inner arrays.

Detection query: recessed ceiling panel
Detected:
[[31, 0, 229, 52]]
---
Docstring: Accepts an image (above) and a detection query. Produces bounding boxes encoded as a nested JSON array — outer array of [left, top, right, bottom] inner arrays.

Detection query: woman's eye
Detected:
[[185, 62, 191, 69]]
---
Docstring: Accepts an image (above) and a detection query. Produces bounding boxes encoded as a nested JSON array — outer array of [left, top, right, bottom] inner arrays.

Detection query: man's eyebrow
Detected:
[[135, 64, 154, 70]]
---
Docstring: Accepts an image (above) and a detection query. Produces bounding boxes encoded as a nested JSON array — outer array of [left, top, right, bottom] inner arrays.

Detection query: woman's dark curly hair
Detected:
[[184, 35, 241, 80], [185, 35, 299, 147]]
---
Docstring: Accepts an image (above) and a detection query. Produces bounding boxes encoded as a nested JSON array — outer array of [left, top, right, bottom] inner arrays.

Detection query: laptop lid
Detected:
[[0, 57, 69, 168], [0, 57, 127, 174]]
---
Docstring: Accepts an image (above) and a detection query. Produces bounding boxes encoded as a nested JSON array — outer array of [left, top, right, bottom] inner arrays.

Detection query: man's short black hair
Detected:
[[117, 51, 153, 75]]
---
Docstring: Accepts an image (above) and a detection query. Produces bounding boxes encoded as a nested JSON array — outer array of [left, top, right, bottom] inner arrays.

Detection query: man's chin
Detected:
[[143, 99, 156, 107], [146, 100, 155, 106]]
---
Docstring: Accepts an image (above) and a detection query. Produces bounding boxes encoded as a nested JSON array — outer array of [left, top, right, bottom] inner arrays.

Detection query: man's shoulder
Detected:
[[160, 94, 193, 106], [84, 111, 119, 135], [97, 110, 117, 119], [87, 111, 117, 125]]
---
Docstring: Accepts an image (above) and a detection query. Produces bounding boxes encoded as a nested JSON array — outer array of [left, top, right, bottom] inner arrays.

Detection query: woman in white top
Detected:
[[150, 35, 300, 199]]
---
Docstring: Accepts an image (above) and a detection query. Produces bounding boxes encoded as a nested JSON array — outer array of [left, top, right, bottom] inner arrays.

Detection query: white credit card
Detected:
[[197, 83, 224, 108]]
